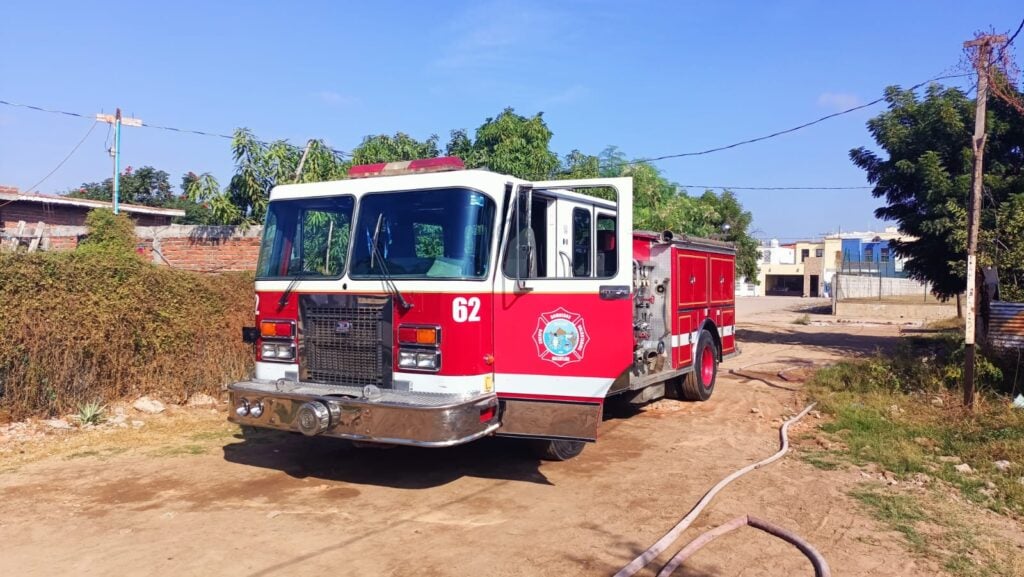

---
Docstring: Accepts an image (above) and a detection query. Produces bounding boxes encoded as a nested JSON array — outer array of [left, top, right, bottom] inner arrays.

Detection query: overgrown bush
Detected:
[[0, 210, 253, 420]]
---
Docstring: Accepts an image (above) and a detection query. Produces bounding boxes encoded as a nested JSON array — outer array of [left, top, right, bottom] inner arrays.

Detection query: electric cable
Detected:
[[0, 99, 348, 158], [679, 184, 872, 191], [606, 72, 973, 168], [23, 121, 99, 194]]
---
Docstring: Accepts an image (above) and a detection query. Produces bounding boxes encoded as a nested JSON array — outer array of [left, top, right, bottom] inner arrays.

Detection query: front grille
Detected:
[[299, 294, 393, 388]]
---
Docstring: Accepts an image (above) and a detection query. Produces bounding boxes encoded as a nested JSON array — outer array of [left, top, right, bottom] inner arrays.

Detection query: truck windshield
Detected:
[[256, 196, 355, 279], [349, 188, 496, 280]]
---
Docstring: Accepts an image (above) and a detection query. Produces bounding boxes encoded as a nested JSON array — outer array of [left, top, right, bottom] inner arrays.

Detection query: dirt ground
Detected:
[[0, 297, 986, 576]]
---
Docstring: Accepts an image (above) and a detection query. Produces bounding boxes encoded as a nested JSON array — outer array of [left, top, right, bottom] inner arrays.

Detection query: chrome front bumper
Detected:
[[228, 380, 500, 448]]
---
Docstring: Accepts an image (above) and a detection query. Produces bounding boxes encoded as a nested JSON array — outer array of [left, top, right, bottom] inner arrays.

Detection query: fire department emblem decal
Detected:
[[535, 308, 589, 367]]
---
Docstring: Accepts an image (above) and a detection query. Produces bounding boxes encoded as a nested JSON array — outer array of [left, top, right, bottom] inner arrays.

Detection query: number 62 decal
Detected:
[[452, 297, 481, 322]]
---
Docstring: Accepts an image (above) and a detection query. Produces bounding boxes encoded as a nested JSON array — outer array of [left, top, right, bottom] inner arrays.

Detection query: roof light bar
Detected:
[[348, 156, 465, 179]]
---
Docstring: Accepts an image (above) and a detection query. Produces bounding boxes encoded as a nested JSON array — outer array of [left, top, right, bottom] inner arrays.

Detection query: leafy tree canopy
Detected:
[[68, 165, 215, 225], [70, 165, 176, 207], [851, 83, 1024, 300]]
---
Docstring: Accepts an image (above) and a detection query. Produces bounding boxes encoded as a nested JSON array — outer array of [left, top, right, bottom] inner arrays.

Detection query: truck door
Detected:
[[492, 178, 633, 441]]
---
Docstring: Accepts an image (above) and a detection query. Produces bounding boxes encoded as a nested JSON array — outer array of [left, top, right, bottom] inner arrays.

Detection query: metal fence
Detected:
[[839, 259, 908, 278]]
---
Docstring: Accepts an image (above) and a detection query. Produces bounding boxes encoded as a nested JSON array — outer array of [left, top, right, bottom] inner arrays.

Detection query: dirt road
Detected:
[[0, 297, 939, 576]]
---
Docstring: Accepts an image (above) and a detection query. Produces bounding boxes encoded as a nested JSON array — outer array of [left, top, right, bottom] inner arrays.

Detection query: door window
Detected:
[[572, 208, 592, 277], [596, 213, 617, 277]]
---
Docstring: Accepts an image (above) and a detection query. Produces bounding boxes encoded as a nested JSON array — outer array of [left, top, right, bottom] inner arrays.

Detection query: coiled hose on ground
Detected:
[[613, 402, 831, 577]]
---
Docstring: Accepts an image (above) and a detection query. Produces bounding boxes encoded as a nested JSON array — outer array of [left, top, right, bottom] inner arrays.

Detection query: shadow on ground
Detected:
[[223, 429, 555, 488], [737, 327, 901, 356]]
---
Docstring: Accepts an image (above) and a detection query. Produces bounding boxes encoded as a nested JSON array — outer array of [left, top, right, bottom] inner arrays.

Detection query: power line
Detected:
[[0, 98, 349, 157], [3, 69, 975, 170], [615, 72, 974, 167], [1003, 17, 1024, 51], [679, 184, 872, 191], [23, 121, 99, 193]]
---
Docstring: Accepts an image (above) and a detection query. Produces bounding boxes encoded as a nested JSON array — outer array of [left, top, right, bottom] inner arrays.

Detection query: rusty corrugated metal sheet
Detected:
[[989, 301, 1024, 350]]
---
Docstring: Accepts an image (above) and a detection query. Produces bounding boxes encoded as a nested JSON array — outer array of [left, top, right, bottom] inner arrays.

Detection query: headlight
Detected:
[[399, 351, 417, 368], [261, 342, 293, 360], [416, 351, 439, 370], [249, 400, 264, 418]]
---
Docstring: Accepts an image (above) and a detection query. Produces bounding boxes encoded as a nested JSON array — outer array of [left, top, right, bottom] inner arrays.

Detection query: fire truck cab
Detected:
[[229, 158, 737, 460]]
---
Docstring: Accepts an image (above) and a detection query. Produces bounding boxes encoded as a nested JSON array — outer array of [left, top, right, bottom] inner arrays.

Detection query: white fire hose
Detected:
[[613, 402, 830, 577]]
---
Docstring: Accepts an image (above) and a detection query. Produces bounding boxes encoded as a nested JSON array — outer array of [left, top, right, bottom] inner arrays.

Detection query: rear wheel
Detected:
[[680, 330, 718, 401], [531, 439, 586, 461]]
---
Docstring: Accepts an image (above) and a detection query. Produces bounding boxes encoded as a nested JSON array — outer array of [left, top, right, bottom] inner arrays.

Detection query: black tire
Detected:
[[531, 439, 586, 461], [680, 330, 718, 401]]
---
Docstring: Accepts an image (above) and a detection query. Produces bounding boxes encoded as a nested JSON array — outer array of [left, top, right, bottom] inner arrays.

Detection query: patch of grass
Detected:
[[801, 451, 842, 470], [850, 485, 1020, 577], [0, 410, 228, 469], [927, 316, 965, 331], [151, 443, 207, 457], [850, 488, 928, 551], [189, 427, 237, 442], [64, 446, 128, 460], [808, 330, 1024, 574], [793, 313, 811, 325]]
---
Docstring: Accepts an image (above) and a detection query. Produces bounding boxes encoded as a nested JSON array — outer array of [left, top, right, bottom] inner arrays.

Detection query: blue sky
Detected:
[[1, 0, 1019, 239]]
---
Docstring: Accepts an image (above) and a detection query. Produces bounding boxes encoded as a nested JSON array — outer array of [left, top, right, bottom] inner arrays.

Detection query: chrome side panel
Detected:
[[496, 399, 602, 441]]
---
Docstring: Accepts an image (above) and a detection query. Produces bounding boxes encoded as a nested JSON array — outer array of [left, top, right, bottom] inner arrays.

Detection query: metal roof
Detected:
[[0, 191, 185, 217], [989, 301, 1024, 350]]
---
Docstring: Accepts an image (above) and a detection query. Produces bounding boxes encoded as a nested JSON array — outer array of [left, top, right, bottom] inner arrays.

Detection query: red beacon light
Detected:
[[348, 156, 465, 179]]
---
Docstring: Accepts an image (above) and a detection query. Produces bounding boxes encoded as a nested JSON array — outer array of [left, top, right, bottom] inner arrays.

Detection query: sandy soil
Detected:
[[0, 297, 975, 576]]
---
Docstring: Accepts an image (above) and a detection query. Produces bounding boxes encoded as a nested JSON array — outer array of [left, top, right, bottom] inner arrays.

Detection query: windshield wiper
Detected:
[[278, 270, 317, 310], [369, 214, 413, 311]]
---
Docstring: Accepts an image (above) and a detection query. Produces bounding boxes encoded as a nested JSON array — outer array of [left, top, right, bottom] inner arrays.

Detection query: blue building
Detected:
[[840, 237, 906, 277]]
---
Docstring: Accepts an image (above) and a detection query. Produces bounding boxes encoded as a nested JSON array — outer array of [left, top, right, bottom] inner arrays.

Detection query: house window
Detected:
[[761, 250, 770, 264], [864, 247, 874, 261], [815, 248, 823, 258], [801, 249, 809, 262], [880, 247, 889, 262]]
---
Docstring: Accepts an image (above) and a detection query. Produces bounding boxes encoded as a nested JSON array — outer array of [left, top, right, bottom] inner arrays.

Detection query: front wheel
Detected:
[[680, 329, 718, 401], [531, 439, 586, 461]]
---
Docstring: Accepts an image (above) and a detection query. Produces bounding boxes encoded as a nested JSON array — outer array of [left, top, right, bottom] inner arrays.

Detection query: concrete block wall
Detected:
[[835, 274, 933, 300]]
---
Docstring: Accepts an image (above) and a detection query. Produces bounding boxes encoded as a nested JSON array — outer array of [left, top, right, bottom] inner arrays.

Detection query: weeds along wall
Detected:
[[0, 210, 255, 420]]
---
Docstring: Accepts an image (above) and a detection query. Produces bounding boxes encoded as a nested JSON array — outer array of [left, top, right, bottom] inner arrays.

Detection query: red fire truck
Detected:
[[230, 157, 737, 460]]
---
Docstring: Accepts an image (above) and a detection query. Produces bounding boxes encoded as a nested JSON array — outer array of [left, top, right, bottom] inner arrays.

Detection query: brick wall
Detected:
[[142, 226, 263, 272], [10, 224, 264, 272], [0, 199, 174, 230]]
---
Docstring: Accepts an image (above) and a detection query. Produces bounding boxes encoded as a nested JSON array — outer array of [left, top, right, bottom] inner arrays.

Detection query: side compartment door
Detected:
[[492, 179, 633, 441], [673, 249, 708, 368]]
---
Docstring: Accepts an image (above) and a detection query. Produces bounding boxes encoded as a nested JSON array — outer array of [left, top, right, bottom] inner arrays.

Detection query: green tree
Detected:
[[851, 83, 1024, 300], [70, 165, 176, 207], [350, 132, 440, 164], [187, 129, 349, 225], [456, 108, 559, 179]]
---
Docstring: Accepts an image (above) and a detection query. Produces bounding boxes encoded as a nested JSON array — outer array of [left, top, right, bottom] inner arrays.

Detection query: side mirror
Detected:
[[515, 186, 534, 291]]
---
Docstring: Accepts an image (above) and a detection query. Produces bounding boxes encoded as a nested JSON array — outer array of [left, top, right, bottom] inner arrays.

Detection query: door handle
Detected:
[[599, 285, 630, 300]]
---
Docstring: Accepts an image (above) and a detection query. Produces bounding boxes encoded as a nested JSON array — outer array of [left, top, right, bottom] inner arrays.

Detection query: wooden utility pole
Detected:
[[962, 33, 1007, 410]]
